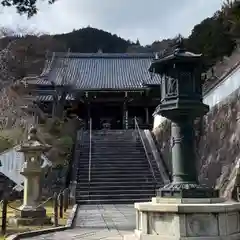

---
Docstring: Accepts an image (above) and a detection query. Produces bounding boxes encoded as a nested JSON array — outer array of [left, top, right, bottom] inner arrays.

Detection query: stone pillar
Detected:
[[171, 118, 197, 184], [69, 180, 77, 204], [9, 126, 52, 226]]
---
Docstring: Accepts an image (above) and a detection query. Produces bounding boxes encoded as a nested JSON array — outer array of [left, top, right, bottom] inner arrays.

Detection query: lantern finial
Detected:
[[28, 126, 38, 141], [174, 35, 185, 53]]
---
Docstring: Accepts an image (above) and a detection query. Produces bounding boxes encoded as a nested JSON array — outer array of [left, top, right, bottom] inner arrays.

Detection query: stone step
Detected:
[[78, 188, 155, 196], [76, 192, 154, 201], [79, 156, 146, 160], [75, 197, 151, 204], [77, 167, 153, 173], [75, 129, 162, 204], [77, 173, 162, 182], [89, 132, 136, 135], [90, 131, 136, 134], [77, 168, 154, 174], [78, 159, 148, 164], [91, 136, 137, 139], [78, 167, 150, 173], [86, 146, 143, 149], [78, 159, 149, 164], [77, 164, 150, 169], [77, 173, 154, 179], [79, 155, 146, 159], [77, 177, 156, 183], [82, 145, 138, 149], [81, 147, 143, 150], [91, 138, 139, 141], [77, 180, 156, 186], [77, 183, 158, 191], [91, 136, 137, 138], [78, 174, 163, 182], [80, 141, 140, 144], [79, 152, 146, 156], [80, 141, 141, 144]]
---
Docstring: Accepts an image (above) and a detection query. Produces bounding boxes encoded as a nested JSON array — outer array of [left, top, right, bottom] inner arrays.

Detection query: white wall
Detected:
[[153, 66, 240, 129], [0, 147, 52, 191]]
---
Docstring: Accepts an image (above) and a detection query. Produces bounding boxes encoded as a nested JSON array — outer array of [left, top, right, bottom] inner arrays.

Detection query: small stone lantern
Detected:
[[11, 126, 51, 225], [149, 38, 218, 198]]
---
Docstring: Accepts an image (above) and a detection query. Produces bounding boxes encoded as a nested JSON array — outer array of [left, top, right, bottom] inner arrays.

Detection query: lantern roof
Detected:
[[149, 38, 202, 74], [16, 126, 51, 153]]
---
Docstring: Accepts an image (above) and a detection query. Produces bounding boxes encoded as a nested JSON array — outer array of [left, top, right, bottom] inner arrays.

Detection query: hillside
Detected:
[[53, 27, 133, 53]]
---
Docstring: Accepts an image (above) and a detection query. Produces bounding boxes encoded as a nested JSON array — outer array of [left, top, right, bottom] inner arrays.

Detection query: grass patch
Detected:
[[0, 200, 72, 239]]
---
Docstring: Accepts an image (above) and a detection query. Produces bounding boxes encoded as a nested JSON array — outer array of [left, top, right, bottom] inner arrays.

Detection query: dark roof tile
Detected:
[[41, 53, 161, 90], [35, 94, 74, 102]]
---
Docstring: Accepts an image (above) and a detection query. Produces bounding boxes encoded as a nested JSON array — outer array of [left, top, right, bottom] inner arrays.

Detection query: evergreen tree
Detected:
[[1, 0, 57, 17]]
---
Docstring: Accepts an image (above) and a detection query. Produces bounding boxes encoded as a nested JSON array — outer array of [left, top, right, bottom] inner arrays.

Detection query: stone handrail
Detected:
[[134, 117, 158, 186], [143, 129, 171, 185]]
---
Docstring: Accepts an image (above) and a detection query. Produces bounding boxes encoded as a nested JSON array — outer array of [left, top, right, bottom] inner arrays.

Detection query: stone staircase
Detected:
[[75, 130, 163, 204]]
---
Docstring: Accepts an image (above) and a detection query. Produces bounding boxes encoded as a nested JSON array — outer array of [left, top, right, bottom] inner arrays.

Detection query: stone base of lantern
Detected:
[[124, 197, 240, 240], [9, 216, 51, 226], [9, 205, 51, 226]]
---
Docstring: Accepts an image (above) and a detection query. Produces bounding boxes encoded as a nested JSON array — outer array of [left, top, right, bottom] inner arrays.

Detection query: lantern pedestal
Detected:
[[9, 212, 51, 226], [158, 182, 219, 198], [9, 171, 51, 226], [124, 197, 240, 240]]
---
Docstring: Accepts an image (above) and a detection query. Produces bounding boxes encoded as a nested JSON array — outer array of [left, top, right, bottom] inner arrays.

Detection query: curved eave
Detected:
[[148, 52, 203, 73], [142, 83, 161, 88], [72, 87, 150, 92]]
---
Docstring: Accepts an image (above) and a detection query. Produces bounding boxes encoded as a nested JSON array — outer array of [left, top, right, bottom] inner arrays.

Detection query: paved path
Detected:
[[27, 204, 135, 240]]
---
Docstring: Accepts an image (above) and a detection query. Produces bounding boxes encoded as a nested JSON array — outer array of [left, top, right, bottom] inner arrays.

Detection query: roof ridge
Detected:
[[49, 52, 155, 59]]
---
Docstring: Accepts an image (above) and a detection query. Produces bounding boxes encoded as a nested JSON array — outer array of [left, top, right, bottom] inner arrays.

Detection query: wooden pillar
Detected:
[[125, 105, 128, 129], [123, 101, 128, 129], [84, 92, 91, 129], [52, 93, 58, 117], [145, 107, 149, 124], [123, 92, 128, 129], [87, 102, 91, 129]]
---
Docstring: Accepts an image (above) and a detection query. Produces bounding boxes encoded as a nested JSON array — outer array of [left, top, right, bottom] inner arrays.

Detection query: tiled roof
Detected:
[[39, 53, 162, 90], [35, 94, 75, 102]]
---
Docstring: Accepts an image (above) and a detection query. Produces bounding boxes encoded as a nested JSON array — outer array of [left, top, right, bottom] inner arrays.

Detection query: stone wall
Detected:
[[153, 87, 240, 192]]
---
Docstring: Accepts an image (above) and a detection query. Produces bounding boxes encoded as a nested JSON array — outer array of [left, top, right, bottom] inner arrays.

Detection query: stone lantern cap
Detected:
[[16, 126, 51, 153], [148, 38, 202, 75]]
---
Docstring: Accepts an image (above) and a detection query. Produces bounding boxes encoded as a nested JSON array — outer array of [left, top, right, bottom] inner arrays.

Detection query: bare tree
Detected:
[[0, 27, 65, 137]]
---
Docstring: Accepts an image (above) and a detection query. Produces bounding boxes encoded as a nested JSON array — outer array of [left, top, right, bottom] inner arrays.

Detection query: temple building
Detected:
[[26, 52, 162, 130]]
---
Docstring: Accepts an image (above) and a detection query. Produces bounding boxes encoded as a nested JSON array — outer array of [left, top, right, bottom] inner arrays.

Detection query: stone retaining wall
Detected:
[[153, 87, 240, 193]]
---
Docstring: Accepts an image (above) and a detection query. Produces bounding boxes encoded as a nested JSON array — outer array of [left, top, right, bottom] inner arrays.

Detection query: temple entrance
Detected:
[[75, 102, 154, 130], [91, 104, 123, 130]]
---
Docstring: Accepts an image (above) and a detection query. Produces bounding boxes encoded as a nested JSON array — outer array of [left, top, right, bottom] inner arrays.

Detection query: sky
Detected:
[[0, 0, 225, 45]]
